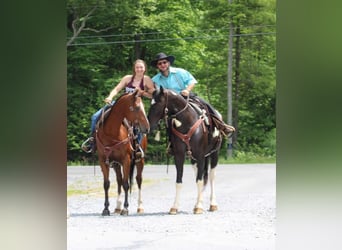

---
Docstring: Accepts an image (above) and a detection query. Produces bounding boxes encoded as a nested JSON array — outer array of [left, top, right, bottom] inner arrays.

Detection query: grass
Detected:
[[67, 152, 276, 166], [219, 155, 276, 164], [67, 178, 159, 198], [147, 154, 276, 165]]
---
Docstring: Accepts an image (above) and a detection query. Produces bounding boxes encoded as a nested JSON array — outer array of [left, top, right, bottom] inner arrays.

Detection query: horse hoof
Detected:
[[193, 207, 204, 214], [209, 205, 218, 212], [114, 208, 122, 214], [137, 208, 144, 214], [120, 209, 129, 216], [102, 209, 110, 216], [169, 208, 178, 215]]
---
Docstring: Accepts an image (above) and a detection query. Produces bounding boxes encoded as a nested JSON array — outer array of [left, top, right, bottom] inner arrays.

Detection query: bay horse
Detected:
[[95, 90, 150, 216], [148, 87, 234, 214]]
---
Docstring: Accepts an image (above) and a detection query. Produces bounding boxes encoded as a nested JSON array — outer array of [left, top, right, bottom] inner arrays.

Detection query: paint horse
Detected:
[[95, 90, 149, 216], [148, 87, 234, 214]]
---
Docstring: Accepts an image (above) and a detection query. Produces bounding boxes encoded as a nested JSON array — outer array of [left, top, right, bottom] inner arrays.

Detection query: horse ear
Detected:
[[160, 86, 164, 94]]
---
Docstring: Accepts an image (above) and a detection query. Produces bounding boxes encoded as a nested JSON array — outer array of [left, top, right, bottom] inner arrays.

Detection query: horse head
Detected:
[[148, 86, 189, 131], [148, 87, 165, 131], [117, 89, 150, 133]]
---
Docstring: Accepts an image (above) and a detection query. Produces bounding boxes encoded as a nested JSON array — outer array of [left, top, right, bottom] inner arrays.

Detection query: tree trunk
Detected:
[[233, 26, 241, 145]]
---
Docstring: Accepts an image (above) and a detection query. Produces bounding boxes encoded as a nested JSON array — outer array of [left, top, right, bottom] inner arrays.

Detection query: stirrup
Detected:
[[135, 145, 144, 158], [135, 146, 144, 163], [81, 137, 94, 153]]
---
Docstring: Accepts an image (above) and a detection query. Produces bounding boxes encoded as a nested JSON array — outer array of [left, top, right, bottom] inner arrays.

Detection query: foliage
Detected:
[[67, 0, 276, 163]]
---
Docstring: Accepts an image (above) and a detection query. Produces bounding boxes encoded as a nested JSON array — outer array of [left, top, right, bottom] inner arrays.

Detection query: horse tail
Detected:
[[203, 157, 209, 187], [129, 159, 135, 194]]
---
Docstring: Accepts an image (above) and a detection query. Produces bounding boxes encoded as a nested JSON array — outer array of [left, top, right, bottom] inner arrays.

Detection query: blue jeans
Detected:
[[134, 128, 143, 144], [90, 101, 115, 134]]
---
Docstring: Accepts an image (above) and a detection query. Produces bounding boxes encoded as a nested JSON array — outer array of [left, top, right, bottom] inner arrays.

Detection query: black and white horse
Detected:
[[148, 87, 232, 214]]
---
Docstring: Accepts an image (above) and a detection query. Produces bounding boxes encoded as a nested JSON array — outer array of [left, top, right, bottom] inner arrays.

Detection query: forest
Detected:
[[67, 0, 276, 164]]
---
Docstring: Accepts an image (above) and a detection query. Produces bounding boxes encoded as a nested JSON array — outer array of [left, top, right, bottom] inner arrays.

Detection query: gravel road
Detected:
[[67, 164, 275, 250]]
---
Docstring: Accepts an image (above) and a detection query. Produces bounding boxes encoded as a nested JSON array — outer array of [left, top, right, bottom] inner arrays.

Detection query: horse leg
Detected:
[[192, 158, 209, 188], [113, 164, 123, 214], [208, 153, 219, 212], [135, 159, 144, 214], [120, 178, 129, 216], [120, 160, 130, 216], [193, 159, 205, 214], [191, 160, 197, 178], [169, 154, 185, 215], [100, 163, 111, 216]]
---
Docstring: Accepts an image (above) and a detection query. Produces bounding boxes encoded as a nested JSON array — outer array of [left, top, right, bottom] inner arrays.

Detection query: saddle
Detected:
[[188, 96, 235, 138]]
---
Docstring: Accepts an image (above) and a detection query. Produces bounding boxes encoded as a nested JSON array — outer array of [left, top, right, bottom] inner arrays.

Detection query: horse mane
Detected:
[[153, 87, 187, 108], [114, 90, 134, 104]]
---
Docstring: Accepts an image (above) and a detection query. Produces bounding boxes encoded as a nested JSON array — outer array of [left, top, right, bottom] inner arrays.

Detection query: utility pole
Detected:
[[227, 0, 233, 158]]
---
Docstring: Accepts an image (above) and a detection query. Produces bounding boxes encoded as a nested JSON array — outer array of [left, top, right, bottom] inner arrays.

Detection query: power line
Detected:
[[67, 32, 275, 46]]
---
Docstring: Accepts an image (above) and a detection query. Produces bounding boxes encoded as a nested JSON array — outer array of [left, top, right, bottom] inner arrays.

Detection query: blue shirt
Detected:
[[152, 66, 197, 94]]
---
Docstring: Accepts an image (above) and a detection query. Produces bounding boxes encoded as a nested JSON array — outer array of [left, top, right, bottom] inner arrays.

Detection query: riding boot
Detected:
[[211, 115, 235, 137], [134, 132, 144, 159]]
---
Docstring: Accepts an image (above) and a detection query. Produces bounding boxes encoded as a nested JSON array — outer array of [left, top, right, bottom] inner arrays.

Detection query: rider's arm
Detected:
[[181, 82, 195, 97], [104, 75, 130, 103], [141, 76, 155, 99]]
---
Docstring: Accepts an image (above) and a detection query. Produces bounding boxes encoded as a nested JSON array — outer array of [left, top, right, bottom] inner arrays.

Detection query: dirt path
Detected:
[[67, 164, 276, 250]]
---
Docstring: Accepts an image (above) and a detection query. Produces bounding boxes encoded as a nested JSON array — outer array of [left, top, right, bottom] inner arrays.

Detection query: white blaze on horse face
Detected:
[[151, 98, 156, 105]]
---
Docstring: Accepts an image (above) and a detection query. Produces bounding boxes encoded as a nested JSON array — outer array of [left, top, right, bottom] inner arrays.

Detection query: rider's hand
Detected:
[[181, 89, 189, 97], [104, 97, 112, 104], [137, 89, 145, 97]]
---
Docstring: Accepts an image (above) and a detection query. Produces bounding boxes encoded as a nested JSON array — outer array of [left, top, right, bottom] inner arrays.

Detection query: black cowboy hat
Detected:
[[150, 52, 175, 67]]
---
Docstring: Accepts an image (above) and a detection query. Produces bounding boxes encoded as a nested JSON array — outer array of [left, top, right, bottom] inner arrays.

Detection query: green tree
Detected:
[[200, 0, 276, 156], [67, 0, 276, 163]]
